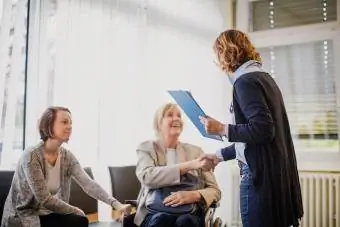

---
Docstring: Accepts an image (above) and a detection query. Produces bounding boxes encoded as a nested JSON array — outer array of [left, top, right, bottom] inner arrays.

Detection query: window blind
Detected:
[[251, 0, 337, 31], [258, 40, 338, 150]]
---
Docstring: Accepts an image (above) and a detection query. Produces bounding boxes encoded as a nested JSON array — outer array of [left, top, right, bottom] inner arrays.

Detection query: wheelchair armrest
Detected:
[[209, 201, 220, 209], [205, 201, 220, 227], [125, 199, 138, 207]]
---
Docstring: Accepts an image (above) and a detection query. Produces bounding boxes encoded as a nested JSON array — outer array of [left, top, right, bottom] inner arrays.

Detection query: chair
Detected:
[[108, 166, 224, 227], [108, 165, 140, 223], [0, 170, 15, 226], [69, 167, 120, 227]]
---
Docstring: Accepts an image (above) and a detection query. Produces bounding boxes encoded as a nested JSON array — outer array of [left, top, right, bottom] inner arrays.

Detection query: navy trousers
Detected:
[[141, 212, 203, 227]]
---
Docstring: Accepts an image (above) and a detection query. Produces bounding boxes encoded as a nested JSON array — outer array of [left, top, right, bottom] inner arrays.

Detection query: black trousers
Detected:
[[39, 213, 89, 227]]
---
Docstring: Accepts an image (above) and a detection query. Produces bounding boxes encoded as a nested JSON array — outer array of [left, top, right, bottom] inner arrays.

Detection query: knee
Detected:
[[73, 215, 89, 227], [175, 214, 199, 227], [149, 212, 174, 226]]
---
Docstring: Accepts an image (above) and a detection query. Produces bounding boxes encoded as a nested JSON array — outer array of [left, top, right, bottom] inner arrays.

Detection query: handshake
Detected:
[[192, 154, 223, 172]]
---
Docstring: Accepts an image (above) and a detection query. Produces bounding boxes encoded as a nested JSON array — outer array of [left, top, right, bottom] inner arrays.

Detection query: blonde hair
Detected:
[[213, 29, 262, 73], [153, 103, 180, 137]]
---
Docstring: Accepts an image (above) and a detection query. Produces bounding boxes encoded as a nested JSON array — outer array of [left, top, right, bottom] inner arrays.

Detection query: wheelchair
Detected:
[[108, 166, 224, 227]]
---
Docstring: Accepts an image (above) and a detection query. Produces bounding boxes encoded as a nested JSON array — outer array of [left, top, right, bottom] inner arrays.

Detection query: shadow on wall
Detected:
[[87, 0, 227, 39]]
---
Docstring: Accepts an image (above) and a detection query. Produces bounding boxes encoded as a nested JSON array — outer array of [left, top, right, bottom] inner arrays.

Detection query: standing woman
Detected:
[[1, 106, 131, 227], [200, 29, 303, 227]]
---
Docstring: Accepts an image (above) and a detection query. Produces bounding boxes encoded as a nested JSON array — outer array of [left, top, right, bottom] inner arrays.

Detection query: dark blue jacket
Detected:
[[221, 71, 303, 227]]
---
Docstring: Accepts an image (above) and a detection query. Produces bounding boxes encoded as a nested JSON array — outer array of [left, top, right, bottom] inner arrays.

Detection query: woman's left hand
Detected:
[[163, 191, 201, 207], [199, 116, 226, 136]]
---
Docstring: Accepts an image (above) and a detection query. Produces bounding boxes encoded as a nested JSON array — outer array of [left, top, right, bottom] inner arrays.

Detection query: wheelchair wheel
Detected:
[[213, 217, 223, 227]]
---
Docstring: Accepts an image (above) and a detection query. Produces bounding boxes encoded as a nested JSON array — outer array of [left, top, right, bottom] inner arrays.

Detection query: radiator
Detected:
[[230, 171, 340, 227]]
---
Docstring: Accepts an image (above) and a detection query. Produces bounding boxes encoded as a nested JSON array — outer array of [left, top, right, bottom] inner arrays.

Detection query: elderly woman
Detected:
[[134, 103, 221, 227], [1, 106, 131, 227], [200, 29, 304, 227]]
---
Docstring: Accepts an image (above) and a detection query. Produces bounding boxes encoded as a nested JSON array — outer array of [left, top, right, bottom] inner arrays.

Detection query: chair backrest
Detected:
[[108, 166, 141, 203], [69, 167, 97, 215], [0, 170, 15, 225]]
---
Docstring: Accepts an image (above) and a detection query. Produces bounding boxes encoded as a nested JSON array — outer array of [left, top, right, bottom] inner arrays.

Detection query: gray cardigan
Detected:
[[1, 142, 121, 227]]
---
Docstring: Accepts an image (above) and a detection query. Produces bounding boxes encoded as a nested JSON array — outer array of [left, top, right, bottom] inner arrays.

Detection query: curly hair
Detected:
[[213, 29, 261, 73]]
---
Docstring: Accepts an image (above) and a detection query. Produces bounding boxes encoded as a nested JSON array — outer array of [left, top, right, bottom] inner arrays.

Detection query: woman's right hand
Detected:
[[73, 206, 86, 216], [117, 203, 132, 216]]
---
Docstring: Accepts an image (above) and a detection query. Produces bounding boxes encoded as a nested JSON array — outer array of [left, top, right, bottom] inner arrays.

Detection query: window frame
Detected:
[[236, 0, 340, 171], [23, 0, 31, 150]]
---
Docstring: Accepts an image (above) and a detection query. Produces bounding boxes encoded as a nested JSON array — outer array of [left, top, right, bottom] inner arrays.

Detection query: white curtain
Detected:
[[27, 0, 233, 221], [49, 0, 231, 166]]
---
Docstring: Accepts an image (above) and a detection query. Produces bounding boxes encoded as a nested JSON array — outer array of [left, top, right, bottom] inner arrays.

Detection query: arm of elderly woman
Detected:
[[163, 190, 201, 207], [196, 167, 221, 207], [136, 148, 212, 189]]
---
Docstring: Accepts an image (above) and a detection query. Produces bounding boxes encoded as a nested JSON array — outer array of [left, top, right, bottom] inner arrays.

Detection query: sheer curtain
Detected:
[[50, 0, 231, 166], [27, 0, 232, 221]]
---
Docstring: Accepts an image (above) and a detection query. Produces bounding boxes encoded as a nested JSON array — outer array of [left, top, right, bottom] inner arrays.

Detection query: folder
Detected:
[[168, 90, 223, 141]]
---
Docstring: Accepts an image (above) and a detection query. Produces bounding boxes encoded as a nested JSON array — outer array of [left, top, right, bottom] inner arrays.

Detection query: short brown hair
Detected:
[[213, 29, 261, 73], [39, 106, 71, 142], [153, 103, 179, 137]]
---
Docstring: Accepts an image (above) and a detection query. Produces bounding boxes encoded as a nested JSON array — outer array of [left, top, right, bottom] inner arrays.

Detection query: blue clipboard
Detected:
[[168, 90, 223, 141]]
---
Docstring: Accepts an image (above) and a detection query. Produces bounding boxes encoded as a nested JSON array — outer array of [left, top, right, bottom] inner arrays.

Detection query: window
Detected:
[[258, 40, 338, 152], [0, 0, 29, 165], [250, 0, 337, 31]]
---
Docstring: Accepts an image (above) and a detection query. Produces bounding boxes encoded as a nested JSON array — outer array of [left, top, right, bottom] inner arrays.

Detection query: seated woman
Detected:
[[1, 106, 131, 227], [134, 103, 221, 227]]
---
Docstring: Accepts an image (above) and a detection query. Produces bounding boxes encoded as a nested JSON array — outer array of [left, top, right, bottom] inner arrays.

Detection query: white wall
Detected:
[[26, 0, 236, 223]]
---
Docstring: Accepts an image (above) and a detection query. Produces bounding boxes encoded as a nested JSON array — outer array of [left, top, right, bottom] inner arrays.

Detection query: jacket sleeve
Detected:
[[135, 142, 181, 189], [228, 76, 275, 144], [68, 152, 123, 209], [217, 144, 236, 161], [196, 150, 221, 207]]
